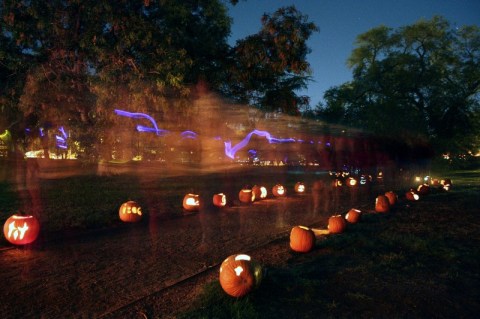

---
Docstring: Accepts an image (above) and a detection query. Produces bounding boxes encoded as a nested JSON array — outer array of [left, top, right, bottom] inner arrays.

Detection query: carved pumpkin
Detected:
[[328, 215, 347, 233], [294, 182, 306, 193], [417, 184, 430, 195], [290, 226, 315, 253], [239, 188, 255, 203], [213, 193, 227, 207], [441, 179, 452, 187], [183, 193, 200, 212], [252, 185, 267, 200], [219, 254, 261, 297], [119, 201, 143, 222], [346, 177, 357, 187], [375, 195, 390, 213], [332, 179, 343, 187], [3, 214, 40, 245], [272, 184, 286, 197], [406, 191, 420, 201], [384, 191, 398, 207], [345, 209, 361, 224], [431, 179, 440, 187]]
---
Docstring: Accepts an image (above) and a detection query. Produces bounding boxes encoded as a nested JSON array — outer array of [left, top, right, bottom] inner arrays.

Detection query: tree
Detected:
[[0, 0, 233, 157], [223, 6, 318, 115], [318, 16, 480, 157]]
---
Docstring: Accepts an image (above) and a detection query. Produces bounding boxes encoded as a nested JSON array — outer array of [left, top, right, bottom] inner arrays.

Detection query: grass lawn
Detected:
[[178, 169, 480, 319]]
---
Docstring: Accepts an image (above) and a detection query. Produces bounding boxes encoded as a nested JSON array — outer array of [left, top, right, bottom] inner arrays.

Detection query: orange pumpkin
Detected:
[[441, 178, 452, 187], [183, 193, 200, 212], [332, 179, 343, 187], [3, 214, 40, 245], [213, 193, 227, 207], [345, 209, 361, 224], [272, 184, 286, 197], [239, 188, 255, 203], [346, 177, 357, 187], [119, 201, 143, 222], [406, 191, 420, 201], [328, 215, 347, 233], [417, 184, 430, 195], [384, 191, 398, 207], [252, 185, 267, 200], [375, 195, 390, 213], [294, 182, 306, 193], [290, 226, 315, 253], [219, 254, 260, 297]]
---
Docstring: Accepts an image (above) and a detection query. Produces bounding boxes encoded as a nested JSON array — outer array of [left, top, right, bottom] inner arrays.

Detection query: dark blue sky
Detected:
[[227, 0, 480, 107]]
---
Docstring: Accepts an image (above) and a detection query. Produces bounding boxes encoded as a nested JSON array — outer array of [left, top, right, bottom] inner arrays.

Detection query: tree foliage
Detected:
[[222, 6, 318, 115], [317, 16, 480, 156]]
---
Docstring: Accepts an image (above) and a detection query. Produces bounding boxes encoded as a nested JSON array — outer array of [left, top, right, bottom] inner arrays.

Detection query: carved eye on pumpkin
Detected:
[[119, 201, 143, 223], [183, 194, 200, 212], [294, 182, 305, 193], [3, 214, 40, 245]]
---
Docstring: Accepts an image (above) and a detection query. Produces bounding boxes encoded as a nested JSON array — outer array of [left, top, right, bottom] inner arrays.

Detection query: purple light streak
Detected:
[[224, 129, 295, 159], [114, 109, 169, 135]]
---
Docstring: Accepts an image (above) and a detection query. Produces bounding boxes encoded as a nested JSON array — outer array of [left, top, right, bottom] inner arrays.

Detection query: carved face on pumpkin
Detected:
[[239, 189, 255, 203], [272, 184, 286, 197], [3, 214, 40, 245], [183, 194, 200, 212], [294, 182, 305, 193], [119, 201, 143, 222], [213, 193, 227, 207]]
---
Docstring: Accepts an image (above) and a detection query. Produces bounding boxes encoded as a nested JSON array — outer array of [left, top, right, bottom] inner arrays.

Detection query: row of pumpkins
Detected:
[[1, 182, 302, 245], [1, 177, 451, 247], [218, 177, 452, 298]]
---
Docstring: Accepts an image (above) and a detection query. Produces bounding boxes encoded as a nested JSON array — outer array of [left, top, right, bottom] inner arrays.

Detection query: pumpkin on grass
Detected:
[[238, 188, 255, 203], [272, 184, 286, 197], [252, 185, 268, 200], [384, 191, 398, 207], [219, 254, 262, 297], [406, 190, 420, 201], [345, 209, 361, 224], [183, 193, 200, 212], [290, 226, 315, 253], [3, 213, 40, 245], [294, 182, 306, 193], [328, 215, 347, 233], [213, 193, 227, 207], [119, 201, 143, 222], [375, 195, 390, 213]]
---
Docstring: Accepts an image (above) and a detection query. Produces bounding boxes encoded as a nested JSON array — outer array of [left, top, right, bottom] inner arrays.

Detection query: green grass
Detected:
[[178, 169, 480, 319]]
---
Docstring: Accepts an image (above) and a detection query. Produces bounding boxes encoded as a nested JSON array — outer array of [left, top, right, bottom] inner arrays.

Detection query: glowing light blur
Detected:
[[224, 129, 295, 159], [114, 109, 169, 136]]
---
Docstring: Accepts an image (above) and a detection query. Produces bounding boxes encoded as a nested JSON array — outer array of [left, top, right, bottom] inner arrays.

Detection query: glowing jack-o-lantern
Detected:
[[384, 191, 398, 207], [213, 193, 227, 207], [375, 195, 390, 213], [239, 188, 255, 203], [119, 201, 143, 222], [272, 184, 286, 197], [345, 209, 361, 224], [252, 185, 267, 200], [417, 184, 430, 195], [294, 182, 306, 193], [328, 215, 347, 233], [183, 193, 200, 212], [3, 214, 40, 245], [346, 177, 357, 187], [406, 191, 420, 201], [333, 179, 343, 187], [219, 254, 262, 297], [290, 226, 315, 253], [441, 179, 452, 190]]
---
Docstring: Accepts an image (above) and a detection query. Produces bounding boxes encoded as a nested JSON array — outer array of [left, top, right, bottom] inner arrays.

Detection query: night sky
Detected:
[[227, 0, 480, 107]]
